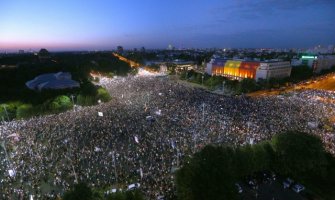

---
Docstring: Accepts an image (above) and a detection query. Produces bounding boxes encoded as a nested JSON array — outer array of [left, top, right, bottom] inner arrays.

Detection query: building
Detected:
[[291, 55, 335, 73], [255, 61, 291, 80], [210, 58, 227, 76], [173, 59, 196, 72], [26, 72, 80, 91], [206, 58, 291, 81], [314, 55, 335, 73], [117, 46, 124, 54]]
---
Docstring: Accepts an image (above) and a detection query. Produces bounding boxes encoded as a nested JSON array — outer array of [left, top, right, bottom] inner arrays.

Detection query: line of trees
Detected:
[[180, 70, 259, 94], [0, 84, 111, 121], [176, 131, 335, 200]]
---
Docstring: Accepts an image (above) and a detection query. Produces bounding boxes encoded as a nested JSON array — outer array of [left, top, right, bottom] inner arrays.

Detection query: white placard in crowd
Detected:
[[8, 169, 16, 177], [134, 136, 139, 143], [94, 147, 102, 152], [98, 112, 103, 117], [155, 109, 162, 116]]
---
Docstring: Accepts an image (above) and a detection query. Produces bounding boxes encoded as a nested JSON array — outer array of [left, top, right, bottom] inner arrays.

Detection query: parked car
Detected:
[[283, 178, 294, 189], [128, 183, 141, 190], [292, 184, 305, 193]]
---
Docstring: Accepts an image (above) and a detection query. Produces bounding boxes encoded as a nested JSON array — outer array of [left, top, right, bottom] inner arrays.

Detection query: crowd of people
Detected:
[[0, 75, 334, 199]]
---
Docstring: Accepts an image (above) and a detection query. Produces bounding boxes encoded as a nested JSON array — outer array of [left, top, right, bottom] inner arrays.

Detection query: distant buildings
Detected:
[[117, 46, 124, 54], [173, 59, 196, 72], [26, 72, 80, 91], [291, 54, 335, 73], [306, 45, 335, 54], [206, 58, 292, 81], [167, 44, 175, 51]]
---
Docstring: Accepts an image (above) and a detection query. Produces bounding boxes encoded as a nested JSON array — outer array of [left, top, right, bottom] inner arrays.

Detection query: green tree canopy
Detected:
[[49, 95, 73, 112], [271, 131, 327, 179], [176, 145, 238, 200], [63, 183, 94, 200]]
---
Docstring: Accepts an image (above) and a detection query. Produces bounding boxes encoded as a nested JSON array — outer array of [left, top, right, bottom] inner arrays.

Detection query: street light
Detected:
[[112, 151, 118, 185], [70, 95, 75, 111]]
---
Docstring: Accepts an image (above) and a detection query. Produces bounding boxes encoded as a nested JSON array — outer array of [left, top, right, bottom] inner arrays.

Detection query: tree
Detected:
[[16, 103, 34, 119], [271, 131, 327, 179], [63, 183, 94, 200], [290, 65, 313, 82], [239, 78, 258, 93], [176, 146, 238, 200], [176, 131, 335, 200], [106, 190, 144, 200], [49, 95, 73, 112], [97, 87, 111, 102]]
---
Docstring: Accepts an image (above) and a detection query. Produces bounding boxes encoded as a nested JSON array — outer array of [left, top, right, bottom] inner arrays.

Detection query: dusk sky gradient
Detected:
[[0, 0, 334, 51]]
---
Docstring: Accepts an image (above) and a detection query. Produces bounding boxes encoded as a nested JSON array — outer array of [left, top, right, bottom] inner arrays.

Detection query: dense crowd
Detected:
[[0, 75, 334, 199]]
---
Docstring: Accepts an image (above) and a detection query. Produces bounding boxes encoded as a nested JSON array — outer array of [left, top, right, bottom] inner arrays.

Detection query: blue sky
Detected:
[[0, 0, 334, 51]]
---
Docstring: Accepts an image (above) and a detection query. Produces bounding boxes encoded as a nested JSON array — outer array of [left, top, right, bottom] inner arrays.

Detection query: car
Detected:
[[283, 178, 294, 189], [128, 183, 140, 190], [105, 188, 122, 195], [292, 184, 305, 193], [235, 183, 243, 193]]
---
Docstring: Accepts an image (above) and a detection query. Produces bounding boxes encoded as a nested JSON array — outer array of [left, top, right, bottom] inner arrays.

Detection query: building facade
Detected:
[[255, 61, 291, 80], [291, 55, 335, 73], [206, 58, 291, 81], [313, 55, 335, 73]]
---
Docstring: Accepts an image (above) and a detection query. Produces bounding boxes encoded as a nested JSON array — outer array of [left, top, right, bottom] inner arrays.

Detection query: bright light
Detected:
[[302, 56, 317, 59]]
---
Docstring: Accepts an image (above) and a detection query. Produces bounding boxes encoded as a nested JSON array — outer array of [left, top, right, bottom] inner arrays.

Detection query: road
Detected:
[[248, 73, 335, 97]]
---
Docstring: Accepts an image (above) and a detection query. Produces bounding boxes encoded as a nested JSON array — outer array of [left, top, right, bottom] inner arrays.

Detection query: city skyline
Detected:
[[0, 0, 335, 51]]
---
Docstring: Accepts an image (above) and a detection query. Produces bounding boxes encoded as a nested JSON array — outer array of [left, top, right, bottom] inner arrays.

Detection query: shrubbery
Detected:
[[0, 85, 111, 121]]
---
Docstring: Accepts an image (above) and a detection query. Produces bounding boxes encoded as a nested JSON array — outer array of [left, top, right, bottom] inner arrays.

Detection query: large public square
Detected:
[[1, 74, 335, 199]]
